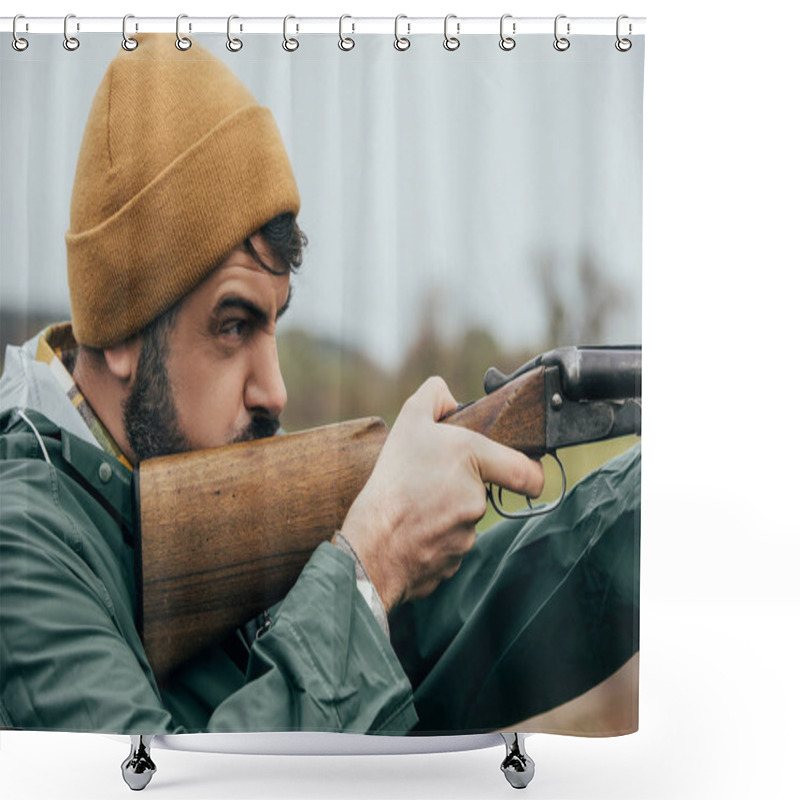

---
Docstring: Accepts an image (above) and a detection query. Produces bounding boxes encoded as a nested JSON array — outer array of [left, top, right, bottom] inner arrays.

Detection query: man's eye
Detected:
[[221, 320, 247, 337]]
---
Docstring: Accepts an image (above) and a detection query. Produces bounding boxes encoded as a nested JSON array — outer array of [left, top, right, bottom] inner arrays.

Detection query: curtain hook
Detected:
[[282, 15, 299, 52], [553, 14, 570, 52], [122, 15, 138, 51], [176, 14, 192, 50], [443, 13, 460, 51], [63, 13, 80, 51], [615, 14, 632, 51], [12, 14, 29, 52], [338, 14, 355, 51], [394, 14, 410, 51], [499, 13, 516, 51], [227, 15, 243, 51]]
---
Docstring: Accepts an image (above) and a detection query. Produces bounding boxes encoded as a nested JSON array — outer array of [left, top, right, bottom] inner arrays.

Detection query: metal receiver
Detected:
[[483, 346, 641, 519]]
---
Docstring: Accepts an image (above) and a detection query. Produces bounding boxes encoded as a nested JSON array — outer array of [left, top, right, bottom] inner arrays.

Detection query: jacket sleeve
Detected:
[[0, 459, 416, 734], [207, 544, 418, 734]]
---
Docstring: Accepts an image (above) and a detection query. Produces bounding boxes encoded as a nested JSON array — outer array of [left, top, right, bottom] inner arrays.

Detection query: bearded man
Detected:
[[0, 35, 639, 737]]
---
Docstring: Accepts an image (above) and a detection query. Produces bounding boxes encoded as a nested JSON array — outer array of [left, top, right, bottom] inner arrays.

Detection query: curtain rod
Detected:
[[1, 16, 646, 37]]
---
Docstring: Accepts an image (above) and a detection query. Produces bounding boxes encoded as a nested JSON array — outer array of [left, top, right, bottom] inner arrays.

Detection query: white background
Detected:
[[1, 1, 798, 799]]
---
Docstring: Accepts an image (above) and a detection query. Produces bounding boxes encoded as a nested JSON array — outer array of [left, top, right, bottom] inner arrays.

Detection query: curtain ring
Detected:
[[282, 15, 299, 52], [338, 14, 355, 51], [12, 15, 29, 52], [443, 14, 460, 51], [176, 14, 191, 50], [122, 15, 138, 51], [615, 15, 632, 51], [499, 14, 516, 51], [227, 15, 243, 51], [394, 14, 410, 51], [63, 13, 80, 51], [553, 14, 570, 51]]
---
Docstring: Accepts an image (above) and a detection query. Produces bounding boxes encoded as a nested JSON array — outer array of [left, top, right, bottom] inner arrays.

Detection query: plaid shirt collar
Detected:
[[35, 323, 133, 470]]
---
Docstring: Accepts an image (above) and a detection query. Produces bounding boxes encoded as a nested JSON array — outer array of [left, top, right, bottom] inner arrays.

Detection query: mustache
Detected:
[[231, 415, 281, 443]]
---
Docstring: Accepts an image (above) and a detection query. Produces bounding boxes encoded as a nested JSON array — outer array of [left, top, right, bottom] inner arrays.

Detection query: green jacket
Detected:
[[0, 347, 417, 733]]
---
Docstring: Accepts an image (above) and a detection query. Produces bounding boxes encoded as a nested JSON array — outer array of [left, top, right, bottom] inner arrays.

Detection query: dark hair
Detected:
[[245, 212, 308, 276]]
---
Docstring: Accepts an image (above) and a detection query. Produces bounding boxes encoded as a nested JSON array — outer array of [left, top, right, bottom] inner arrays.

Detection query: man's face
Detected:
[[123, 235, 291, 459]]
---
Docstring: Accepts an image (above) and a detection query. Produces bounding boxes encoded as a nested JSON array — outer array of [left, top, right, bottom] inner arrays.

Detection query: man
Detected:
[[0, 35, 639, 735]]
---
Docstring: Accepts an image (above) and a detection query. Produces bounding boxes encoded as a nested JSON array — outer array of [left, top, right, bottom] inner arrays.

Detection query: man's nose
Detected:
[[245, 337, 287, 418]]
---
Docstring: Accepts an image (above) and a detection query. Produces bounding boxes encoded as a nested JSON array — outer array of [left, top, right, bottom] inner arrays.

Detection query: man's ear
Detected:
[[103, 337, 142, 383]]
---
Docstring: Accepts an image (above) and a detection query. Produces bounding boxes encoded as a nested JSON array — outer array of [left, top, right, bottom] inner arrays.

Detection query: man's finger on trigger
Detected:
[[471, 435, 545, 499]]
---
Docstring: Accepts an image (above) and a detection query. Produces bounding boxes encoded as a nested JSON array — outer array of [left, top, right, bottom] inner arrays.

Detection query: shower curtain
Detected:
[[0, 22, 643, 740]]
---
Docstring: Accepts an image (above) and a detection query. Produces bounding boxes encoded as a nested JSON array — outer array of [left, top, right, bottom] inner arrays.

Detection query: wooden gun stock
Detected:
[[136, 367, 548, 681]]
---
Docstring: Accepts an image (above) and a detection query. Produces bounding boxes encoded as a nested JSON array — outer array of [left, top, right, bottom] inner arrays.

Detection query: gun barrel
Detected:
[[485, 345, 641, 401], [544, 346, 641, 401]]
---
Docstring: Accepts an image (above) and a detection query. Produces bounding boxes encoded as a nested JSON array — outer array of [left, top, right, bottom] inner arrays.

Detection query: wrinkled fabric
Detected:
[[391, 445, 640, 733]]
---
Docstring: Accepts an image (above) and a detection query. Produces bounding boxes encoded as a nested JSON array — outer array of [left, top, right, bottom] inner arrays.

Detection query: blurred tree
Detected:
[[537, 258, 569, 350], [278, 329, 391, 431], [277, 255, 627, 433], [577, 254, 627, 344], [534, 253, 627, 348]]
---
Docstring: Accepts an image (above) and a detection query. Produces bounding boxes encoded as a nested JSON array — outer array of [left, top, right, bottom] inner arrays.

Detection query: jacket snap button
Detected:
[[98, 462, 113, 483]]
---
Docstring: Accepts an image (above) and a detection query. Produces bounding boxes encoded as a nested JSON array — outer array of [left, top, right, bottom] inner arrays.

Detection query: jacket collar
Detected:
[[1, 399, 134, 535], [0, 324, 132, 469]]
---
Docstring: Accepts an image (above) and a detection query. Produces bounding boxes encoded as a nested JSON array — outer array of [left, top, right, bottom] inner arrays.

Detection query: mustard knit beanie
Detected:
[[66, 34, 301, 347]]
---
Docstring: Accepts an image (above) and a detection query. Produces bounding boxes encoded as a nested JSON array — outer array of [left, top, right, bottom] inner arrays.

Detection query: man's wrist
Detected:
[[333, 530, 391, 637]]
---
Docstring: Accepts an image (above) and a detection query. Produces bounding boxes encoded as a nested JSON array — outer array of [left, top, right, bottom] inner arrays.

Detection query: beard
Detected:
[[123, 332, 280, 462]]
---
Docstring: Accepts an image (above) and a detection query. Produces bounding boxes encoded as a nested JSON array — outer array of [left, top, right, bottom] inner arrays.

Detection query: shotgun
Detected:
[[135, 345, 641, 681]]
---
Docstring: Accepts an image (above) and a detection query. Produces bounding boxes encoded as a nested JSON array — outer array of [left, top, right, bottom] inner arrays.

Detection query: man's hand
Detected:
[[339, 377, 545, 613]]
